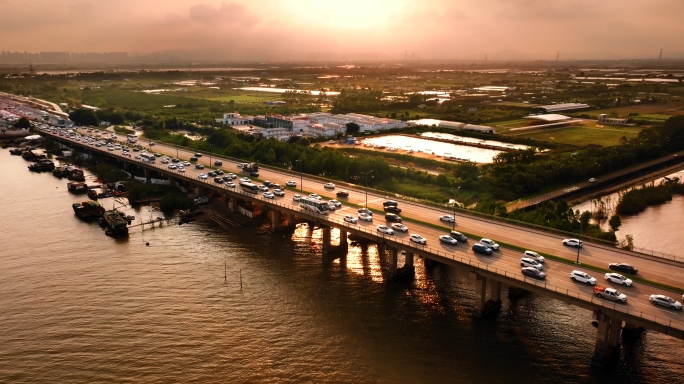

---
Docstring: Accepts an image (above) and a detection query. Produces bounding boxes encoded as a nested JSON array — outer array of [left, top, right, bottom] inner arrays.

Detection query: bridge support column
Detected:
[[123, 161, 130, 170], [387, 249, 415, 281], [143, 168, 151, 184], [321, 226, 348, 256], [229, 197, 239, 213], [196, 185, 206, 197], [469, 272, 502, 317], [622, 322, 644, 336], [591, 311, 622, 368], [270, 209, 293, 232]]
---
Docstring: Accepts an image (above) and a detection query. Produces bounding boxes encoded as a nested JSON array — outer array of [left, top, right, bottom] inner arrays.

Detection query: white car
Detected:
[[309, 194, 321, 200], [183, 161, 191, 166], [410, 234, 427, 245], [329, 199, 342, 208], [524, 250, 545, 263], [227, 173, 237, 179], [168, 164, 177, 169], [480, 238, 499, 250], [358, 212, 373, 222], [286, 180, 297, 187], [226, 181, 236, 188], [604, 273, 633, 286], [327, 202, 337, 211], [563, 239, 583, 248], [439, 215, 455, 223], [343, 214, 358, 224], [324, 183, 335, 189], [439, 235, 458, 245], [650, 295, 682, 310], [240, 177, 251, 182], [178, 167, 185, 173], [520, 257, 543, 271], [263, 192, 275, 199], [570, 270, 597, 285], [135, 155, 142, 160], [198, 173, 208, 180], [121, 151, 130, 156], [589, 178, 597, 183], [258, 185, 269, 192], [376, 225, 394, 235], [161, 158, 169, 164], [391, 223, 408, 232], [293, 194, 301, 202], [273, 189, 285, 196]]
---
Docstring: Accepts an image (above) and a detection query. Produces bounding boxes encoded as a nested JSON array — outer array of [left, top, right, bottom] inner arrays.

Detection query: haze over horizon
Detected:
[[3, 0, 684, 61]]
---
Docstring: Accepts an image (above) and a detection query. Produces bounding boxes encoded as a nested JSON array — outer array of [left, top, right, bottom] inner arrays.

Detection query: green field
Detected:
[[516, 126, 642, 146], [207, 94, 281, 103]]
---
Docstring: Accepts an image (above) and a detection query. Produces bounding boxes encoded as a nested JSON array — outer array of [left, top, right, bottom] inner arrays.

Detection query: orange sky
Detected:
[[2, 0, 683, 60]]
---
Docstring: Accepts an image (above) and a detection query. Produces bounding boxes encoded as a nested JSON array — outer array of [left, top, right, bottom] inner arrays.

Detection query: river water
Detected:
[[1, 149, 683, 383]]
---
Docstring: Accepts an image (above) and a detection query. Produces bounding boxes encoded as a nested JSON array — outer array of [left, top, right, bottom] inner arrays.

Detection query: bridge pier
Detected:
[[196, 184, 206, 197], [591, 311, 622, 368], [270, 208, 294, 232], [143, 168, 151, 184], [622, 321, 644, 336], [469, 272, 502, 317], [122, 161, 130, 170], [387, 248, 415, 281], [321, 226, 348, 256], [229, 196, 239, 213]]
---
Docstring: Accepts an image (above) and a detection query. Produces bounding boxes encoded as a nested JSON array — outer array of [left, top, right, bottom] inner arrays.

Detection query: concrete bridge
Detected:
[[41, 126, 684, 367]]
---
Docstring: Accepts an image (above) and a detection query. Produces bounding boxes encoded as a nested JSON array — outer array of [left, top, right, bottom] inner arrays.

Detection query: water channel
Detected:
[[1, 149, 683, 383]]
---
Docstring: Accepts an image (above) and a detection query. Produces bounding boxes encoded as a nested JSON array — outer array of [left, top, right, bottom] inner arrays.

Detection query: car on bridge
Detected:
[[589, 178, 597, 183], [215, 170, 224, 175], [214, 161, 223, 166], [383, 200, 398, 207], [385, 213, 402, 223], [336, 190, 349, 198], [570, 270, 597, 285], [208, 171, 216, 177], [324, 183, 335, 189], [609, 263, 638, 275], [439, 235, 458, 245], [194, 153, 202, 157], [182, 161, 190, 166], [480, 238, 499, 250], [293, 194, 301, 202], [410, 234, 427, 245], [358, 212, 373, 222], [168, 164, 177, 170], [195, 164, 205, 169], [384, 205, 401, 214], [358, 208, 373, 216], [391, 223, 408, 232], [214, 177, 224, 184], [650, 295, 682, 311], [563, 239, 583, 248], [524, 250, 545, 263], [593, 287, 627, 304], [161, 158, 169, 164], [604, 273, 633, 286], [263, 192, 275, 199], [309, 194, 321, 200], [343, 215, 358, 224], [198, 173, 208, 180], [377, 225, 394, 235], [472, 243, 492, 255], [226, 181, 235, 188], [329, 199, 342, 208], [522, 267, 546, 280], [178, 167, 185, 173], [226, 173, 237, 179], [450, 231, 468, 243], [439, 215, 455, 223], [273, 189, 285, 197], [263, 181, 273, 187], [520, 257, 543, 270], [190, 157, 198, 162], [240, 177, 251, 182], [258, 185, 269, 192], [286, 180, 297, 187]]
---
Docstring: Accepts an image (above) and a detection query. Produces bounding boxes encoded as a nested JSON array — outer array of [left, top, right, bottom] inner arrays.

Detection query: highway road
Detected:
[[36, 125, 684, 330]]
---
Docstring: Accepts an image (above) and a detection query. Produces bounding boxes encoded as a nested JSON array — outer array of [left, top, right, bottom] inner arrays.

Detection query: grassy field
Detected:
[[570, 103, 684, 119], [208, 94, 281, 103], [516, 125, 642, 146]]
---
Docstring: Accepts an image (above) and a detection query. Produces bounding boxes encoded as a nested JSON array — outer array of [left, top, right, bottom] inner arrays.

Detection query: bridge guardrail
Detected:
[[43, 127, 683, 263]]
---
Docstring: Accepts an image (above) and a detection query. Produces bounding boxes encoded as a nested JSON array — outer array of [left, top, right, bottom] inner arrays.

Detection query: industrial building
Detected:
[[533, 103, 590, 114], [598, 114, 631, 126], [435, 121, 496, 134]]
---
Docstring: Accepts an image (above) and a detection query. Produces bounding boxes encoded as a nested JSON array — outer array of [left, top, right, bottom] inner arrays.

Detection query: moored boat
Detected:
[[72, 200, 105, 220]]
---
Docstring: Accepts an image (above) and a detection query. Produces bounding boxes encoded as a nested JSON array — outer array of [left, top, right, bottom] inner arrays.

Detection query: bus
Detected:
[[127, 134, 138, 144], [299, 197, 329, 215], [140, 153, 156, 162], [240, 181, 259, 194]]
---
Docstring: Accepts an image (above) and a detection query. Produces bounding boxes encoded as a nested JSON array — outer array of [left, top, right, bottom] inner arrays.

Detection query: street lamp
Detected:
[[448, 199, 457, 231], [576, 220, 583, 264], [361, 170, 374, 208], [296, 157, 306, 192]]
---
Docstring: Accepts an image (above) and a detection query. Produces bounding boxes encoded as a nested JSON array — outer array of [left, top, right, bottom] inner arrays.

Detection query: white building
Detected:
[[218, 112, 253, 125]]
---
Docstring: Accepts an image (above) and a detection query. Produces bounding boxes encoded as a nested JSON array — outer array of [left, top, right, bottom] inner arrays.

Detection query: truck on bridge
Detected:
[[242, 162, 259, 177]]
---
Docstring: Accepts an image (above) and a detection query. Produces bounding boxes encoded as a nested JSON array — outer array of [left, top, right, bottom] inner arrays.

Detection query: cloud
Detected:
[[189, 1, 260, 26]]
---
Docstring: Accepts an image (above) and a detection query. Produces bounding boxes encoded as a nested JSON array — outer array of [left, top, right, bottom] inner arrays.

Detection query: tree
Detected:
[[345, 122, 360, 135], [13, 117, 31, 128], [580, 211, 592, 228], [608, 214, 622, 232]]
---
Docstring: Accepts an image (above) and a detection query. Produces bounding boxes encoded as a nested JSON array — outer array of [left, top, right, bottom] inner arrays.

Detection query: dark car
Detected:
[[195, 164, 205, 169], [272, 184, 282, 190], [250, 172, 259, 177], [609, 263, 638, 274], [190, 156, 198, 162], [383, 200, 399, 207], [215, 170, 224, 175], [522, 267, 547, 280], [472, 243, 493, 255], [385, 213, 403, 223], [263, 181, 273, 187], [336, 190, 349, 198], [207, 171, 216, 177], [194, 153, 202, 157], [384, 205, 402, 214], [171, 158, 180, 163], [450, 231, 468, 242], [214, 160, 223, 166], [222, 176, 232, 182], [358, 208, 373, 216], [214, 177, 224, 183]]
